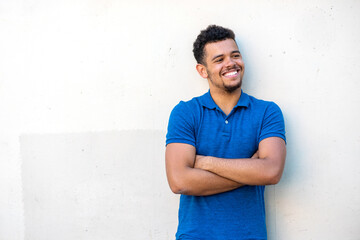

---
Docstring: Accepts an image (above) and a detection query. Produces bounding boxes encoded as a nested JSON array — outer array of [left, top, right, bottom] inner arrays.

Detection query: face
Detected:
[[196, 39, 245, 93]]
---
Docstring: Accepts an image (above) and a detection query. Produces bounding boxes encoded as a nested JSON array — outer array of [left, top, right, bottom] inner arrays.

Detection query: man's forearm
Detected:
[[168, 166, 244, 196], [166, 143, 244, 196], [195, 156, 280, 185], [194, 137, 286, 185]]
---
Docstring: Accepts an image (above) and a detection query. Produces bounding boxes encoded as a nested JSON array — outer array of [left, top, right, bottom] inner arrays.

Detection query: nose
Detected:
[[224, 57, 236, 68]]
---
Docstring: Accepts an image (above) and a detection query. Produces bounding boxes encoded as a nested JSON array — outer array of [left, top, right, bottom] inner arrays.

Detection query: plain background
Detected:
[[1, 0, 359, 239]]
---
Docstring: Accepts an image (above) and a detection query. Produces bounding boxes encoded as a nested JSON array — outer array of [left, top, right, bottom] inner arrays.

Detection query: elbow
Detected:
[[168, 178, 189, 195], [261, 158, 284, 185], [267, 174, 281, 185], [167, 166, 194, 195], [170, 185, 186, 195], [169, 182, 183, 194], [264, 170, 283, 185]]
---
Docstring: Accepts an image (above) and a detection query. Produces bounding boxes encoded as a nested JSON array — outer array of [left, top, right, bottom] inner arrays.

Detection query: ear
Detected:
[[196, 64, 208, 79]]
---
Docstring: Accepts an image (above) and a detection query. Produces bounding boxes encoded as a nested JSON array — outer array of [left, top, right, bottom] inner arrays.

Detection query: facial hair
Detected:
[[207, 69, 242, 93]]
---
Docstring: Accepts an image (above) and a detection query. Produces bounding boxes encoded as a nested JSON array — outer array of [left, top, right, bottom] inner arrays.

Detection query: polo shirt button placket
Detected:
[[222, 119, 231, 138]]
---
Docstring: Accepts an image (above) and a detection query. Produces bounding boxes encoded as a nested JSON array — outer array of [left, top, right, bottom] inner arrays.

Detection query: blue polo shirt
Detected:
[[166, 90, 286, 240]]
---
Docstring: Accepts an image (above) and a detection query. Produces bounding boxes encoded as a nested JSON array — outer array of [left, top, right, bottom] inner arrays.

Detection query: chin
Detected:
[[224, 82, 242, 93]]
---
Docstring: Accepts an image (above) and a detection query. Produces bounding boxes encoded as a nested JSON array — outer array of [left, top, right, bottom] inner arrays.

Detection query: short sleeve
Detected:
[[166, 101, 196, 147], [259, 102, 286, 143]]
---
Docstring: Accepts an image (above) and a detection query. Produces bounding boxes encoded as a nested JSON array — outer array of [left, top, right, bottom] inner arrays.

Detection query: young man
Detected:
[[165, 25, 286, 240]]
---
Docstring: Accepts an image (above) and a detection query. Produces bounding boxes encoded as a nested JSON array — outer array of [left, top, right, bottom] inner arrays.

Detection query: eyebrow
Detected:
[[211, 50, 241, 61]]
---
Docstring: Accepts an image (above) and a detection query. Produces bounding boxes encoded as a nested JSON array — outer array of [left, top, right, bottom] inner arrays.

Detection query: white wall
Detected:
[[1, 0, 359, 239]]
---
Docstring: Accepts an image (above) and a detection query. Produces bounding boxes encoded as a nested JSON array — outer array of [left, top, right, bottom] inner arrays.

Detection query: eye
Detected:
[[232, 54, 241, 58], [215, 58, 223, 63]]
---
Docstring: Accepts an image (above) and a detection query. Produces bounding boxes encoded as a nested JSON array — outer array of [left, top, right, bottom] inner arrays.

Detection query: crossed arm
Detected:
[[165, 137, 286, 196]]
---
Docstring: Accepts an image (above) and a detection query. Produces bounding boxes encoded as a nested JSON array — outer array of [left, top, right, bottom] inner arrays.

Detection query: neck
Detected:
[[209, 88, 242, 115]]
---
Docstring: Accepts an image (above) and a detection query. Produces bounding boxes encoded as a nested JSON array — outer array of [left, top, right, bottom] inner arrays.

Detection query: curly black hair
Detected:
[[193, 25, 236, 65]]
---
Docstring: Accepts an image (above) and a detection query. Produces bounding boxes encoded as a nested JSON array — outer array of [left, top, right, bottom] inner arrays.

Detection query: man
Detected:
[[165, 25, 286, 240]]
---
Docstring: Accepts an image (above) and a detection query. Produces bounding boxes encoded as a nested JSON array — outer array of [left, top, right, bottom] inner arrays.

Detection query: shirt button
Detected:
[[225, 120, 229, 124]]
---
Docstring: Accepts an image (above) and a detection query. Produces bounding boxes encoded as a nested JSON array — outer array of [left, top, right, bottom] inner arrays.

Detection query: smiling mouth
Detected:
[[222, 69, 240, 77]]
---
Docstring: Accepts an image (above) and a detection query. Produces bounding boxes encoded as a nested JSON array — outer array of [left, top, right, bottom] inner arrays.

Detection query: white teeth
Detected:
[[224, 71, 237, 77]]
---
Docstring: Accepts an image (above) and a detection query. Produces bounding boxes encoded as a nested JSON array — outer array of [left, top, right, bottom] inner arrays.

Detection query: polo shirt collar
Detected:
[[200, 90, 250, 110], [235, 90, 250, 108]]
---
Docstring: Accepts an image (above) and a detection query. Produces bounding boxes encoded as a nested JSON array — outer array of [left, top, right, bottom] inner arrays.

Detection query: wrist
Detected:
[[200, 156, 212, 171], [195, 155, 209, 170]]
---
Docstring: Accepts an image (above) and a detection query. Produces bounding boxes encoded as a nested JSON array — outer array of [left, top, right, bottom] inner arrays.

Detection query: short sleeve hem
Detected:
[[166, 139, 196, 147], [259, 133, 286, 144], [166, 101, 197, 148]]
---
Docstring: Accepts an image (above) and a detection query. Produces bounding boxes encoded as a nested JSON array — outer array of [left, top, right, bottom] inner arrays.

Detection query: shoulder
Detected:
[[245, 92, 283, 114], [170, 92, 207, 116], [245, 92, 278, 107], [166, 93, 207, 146], [243, 93, 286, 142]]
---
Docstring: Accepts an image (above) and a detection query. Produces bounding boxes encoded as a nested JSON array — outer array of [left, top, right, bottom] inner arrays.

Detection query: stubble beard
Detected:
[[208, 71, 242, 93], [223, 80, 242, 93]]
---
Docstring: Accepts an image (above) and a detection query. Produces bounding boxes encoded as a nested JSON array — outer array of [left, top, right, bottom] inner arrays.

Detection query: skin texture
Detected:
[[165, 38, 286, 196], [196, 38, 244, 115], [165, 143, 244, 196], [195, 137, 286, 185]]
